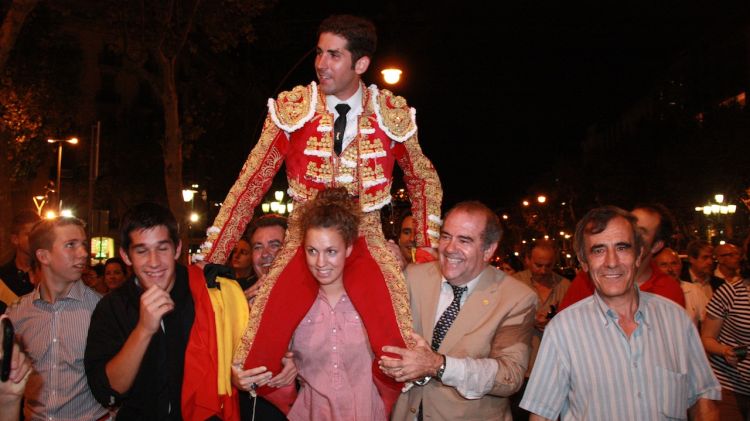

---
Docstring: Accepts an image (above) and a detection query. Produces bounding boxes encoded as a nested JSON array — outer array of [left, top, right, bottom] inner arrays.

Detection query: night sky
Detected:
[[232, 0, 749, 211], [3, 1, 750, 254]]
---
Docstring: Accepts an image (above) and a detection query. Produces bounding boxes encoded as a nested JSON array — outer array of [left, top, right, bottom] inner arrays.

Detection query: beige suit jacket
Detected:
[[391, 262, 537, 421]]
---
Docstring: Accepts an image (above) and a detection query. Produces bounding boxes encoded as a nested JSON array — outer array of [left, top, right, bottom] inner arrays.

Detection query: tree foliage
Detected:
[[0, 3, 80, 255], [63, 0, 275, 256], [1, 4, 80, 177]]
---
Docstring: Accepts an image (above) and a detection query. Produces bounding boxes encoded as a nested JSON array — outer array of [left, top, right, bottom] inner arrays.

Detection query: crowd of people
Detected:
[[0, 11, 749, 421], [4, 195, 747, 421]]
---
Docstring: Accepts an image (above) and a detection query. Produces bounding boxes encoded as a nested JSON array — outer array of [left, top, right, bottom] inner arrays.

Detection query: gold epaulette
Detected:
[[370, 84, 417, 142], [268, 82, 318, 132]]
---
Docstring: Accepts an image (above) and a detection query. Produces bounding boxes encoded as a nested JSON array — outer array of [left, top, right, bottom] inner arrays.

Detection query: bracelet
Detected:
[[414, 376, 431, 386]]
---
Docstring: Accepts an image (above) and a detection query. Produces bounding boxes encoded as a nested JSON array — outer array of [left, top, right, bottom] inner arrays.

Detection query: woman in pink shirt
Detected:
[[287, 187, 387, 420]]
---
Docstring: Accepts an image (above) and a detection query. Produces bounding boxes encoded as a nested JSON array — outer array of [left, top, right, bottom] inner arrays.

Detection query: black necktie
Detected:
[[418, 284, 467, 421], [333, 103, 350, 156], [431, 284, 468, 351]]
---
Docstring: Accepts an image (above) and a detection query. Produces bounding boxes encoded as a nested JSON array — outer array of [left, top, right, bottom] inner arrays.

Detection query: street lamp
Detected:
[[182, 189, 196, 202], [695, 193, 737, 241], [47, 137, 78, 211], [381, 68, 402, 85], [695, 198, 737, 216], [261, 190, 292, 215]]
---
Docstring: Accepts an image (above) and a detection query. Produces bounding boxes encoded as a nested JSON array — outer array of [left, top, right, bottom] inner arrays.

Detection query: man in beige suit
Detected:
[[381, 201, 538, 420]]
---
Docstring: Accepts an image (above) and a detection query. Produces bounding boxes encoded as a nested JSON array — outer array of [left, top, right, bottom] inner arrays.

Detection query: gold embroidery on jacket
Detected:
[[275, 85, 313, 128], [360, 165, 387, 187], [305, 161, 333, 184], [288, 178, 318, 202], [377, 89, 415, 138], [206, 116, 283, 263], [361, 185, 392, 211], [359, 116, 375, 134], [359, 212, 415, 349], [359, 137, 386, 158], [399, 134, 443, 247], [317, 113, 333, 131], [304, 135, 332, 156]]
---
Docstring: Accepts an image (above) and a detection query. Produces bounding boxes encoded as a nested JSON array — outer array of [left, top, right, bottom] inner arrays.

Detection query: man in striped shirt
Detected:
[[6, 216, 107, 421], [521, 206, 720, 421]]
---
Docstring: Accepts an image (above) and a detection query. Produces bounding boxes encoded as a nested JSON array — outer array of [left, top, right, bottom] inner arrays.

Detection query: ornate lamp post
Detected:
[[47, 137, 78, 211], [695, 194, 737, 242], [261, 190, 293, 215]]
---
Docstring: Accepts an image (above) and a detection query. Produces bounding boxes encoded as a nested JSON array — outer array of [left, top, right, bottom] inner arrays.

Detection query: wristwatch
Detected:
[[414, 354, 448, 386], [435, 354, 447, 381]]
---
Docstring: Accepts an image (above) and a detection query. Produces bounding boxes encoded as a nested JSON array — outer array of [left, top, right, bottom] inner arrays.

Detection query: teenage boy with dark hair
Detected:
[[85, 203, 193, 420]]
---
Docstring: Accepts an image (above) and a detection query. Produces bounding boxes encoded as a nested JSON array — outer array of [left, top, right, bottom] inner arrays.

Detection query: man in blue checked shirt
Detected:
[[521, 206, 720, 421]]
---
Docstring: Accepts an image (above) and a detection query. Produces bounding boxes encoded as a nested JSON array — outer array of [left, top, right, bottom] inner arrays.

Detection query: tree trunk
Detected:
[[158, 55, 188, 263], [0, 135, 14, 261], [0, 0, 39, 256], [0, 0, 38, 72]]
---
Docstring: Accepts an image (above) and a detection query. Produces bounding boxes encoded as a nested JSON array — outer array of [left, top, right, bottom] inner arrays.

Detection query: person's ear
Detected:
[[354, 55, 370, 75], [174, 241, 183, 260], [650, 240, 664, 255], [119, 248, 132, 266], [483, 243, 499, 262], [635, 246, 645, 269], [35, 249, 51, 266]]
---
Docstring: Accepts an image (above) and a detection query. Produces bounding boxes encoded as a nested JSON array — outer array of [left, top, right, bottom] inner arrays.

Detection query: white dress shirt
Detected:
[[325, 85, 364, 152], [433, 274, 499, 399]]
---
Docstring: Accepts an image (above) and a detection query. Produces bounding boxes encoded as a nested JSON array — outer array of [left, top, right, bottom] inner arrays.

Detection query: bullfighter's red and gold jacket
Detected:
[[201, 81, 442, 264]]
